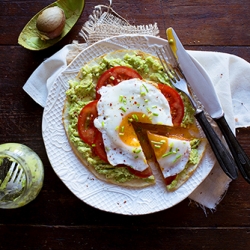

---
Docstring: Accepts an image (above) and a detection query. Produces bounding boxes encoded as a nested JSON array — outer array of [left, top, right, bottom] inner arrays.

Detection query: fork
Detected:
[[0, 161, 24, 201], [156, 45, 238, 180]]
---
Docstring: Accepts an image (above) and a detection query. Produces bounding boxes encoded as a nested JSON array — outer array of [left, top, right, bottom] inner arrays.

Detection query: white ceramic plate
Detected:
[[42, 35, 215, 215]]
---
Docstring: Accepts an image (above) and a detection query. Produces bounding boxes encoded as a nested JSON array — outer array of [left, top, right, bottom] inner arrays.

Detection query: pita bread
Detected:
[[62, 49, 207, 189]]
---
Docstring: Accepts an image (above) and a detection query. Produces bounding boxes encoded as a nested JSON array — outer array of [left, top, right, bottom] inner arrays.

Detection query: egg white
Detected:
[[147, 132, 191, 178], [94, 79, 173, 171]]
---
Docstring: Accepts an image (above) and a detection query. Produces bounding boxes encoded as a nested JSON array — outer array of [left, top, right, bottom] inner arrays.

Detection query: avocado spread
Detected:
[[166, 139, 200, 190], [66, 51, 197, 184]]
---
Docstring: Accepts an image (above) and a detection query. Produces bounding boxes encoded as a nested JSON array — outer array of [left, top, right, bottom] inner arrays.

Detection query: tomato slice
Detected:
[[92, 130, 109, 163], [78, 101, 109, 163], [164, 175, 177, 185], [158, 83, 184, 126], [78, 100, 99, 145], [127, 166, 153, 178], [96, 66, 142, 99]]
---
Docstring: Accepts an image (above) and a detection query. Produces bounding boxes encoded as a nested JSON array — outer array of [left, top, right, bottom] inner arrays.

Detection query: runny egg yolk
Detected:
[[118, 112, 152, 147], [167, 124, 200, 139], [147, 132, 169, 159]]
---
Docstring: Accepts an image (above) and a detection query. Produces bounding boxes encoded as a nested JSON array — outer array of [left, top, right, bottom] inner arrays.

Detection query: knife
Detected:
[[166, 27, 250, 183]]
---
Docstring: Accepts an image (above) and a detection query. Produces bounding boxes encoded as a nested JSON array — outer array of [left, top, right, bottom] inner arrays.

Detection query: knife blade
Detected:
[[166, 27, 250, 183]]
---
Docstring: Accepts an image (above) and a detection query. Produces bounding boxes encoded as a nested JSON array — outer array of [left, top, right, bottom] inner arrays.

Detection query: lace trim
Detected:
[[79, 2, 159, 45]]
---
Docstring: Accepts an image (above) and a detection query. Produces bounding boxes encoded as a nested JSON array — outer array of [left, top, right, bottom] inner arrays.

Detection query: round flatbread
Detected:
[[62, 49, 207, 189]]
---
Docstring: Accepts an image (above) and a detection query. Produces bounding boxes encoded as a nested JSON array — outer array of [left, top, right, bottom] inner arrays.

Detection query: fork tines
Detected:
[[157, 44, 175, 66], [0, 161, 23, 188], [156, 45, 182, 82], [156, 44, 198, 109]]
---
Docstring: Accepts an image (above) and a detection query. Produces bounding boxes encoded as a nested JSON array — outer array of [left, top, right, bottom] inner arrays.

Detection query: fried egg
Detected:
[[94, 79, 173, 172], [147, 131, 191, 178]]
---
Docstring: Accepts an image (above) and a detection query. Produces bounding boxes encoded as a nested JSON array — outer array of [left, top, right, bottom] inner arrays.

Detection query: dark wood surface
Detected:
[[1, 0, 250, 249]]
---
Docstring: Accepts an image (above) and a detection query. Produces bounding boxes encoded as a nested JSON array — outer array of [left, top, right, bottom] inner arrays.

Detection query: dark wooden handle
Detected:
[[195, 111, 238, 180], [215, 116, 250, 183]]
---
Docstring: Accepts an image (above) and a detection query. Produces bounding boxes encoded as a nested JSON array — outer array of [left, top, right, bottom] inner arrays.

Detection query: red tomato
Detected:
[[77, 100, 99, 145], [158, 83, 184, 126], [96, 66, 142, 99], [78, 101, 109, 163], [92, 130, 109, 163], [164, 175, 177, 185], [127, 166, 153, 178]]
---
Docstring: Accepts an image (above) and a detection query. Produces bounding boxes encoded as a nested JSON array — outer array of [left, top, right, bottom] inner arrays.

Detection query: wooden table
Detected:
[[1, 0, 250, 248]]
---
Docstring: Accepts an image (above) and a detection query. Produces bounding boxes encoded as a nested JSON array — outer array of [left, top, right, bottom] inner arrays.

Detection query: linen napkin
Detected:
[[23, 4, 250, 212]]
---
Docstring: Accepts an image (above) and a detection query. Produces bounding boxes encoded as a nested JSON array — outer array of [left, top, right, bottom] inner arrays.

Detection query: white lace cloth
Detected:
[[23, 4, 250, 211]]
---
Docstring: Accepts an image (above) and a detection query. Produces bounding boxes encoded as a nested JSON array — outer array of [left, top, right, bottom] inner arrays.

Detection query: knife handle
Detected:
[[215, 116, 250, 183], [195, 110, 238, 180]]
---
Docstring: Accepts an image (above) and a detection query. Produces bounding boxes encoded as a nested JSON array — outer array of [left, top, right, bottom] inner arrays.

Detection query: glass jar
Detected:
[[0, 143, 44, 209]]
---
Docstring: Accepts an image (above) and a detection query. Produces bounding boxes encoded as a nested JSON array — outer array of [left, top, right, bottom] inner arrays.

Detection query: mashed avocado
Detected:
[[66, 51, 196, 183], [189, 139, 200, 165]]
